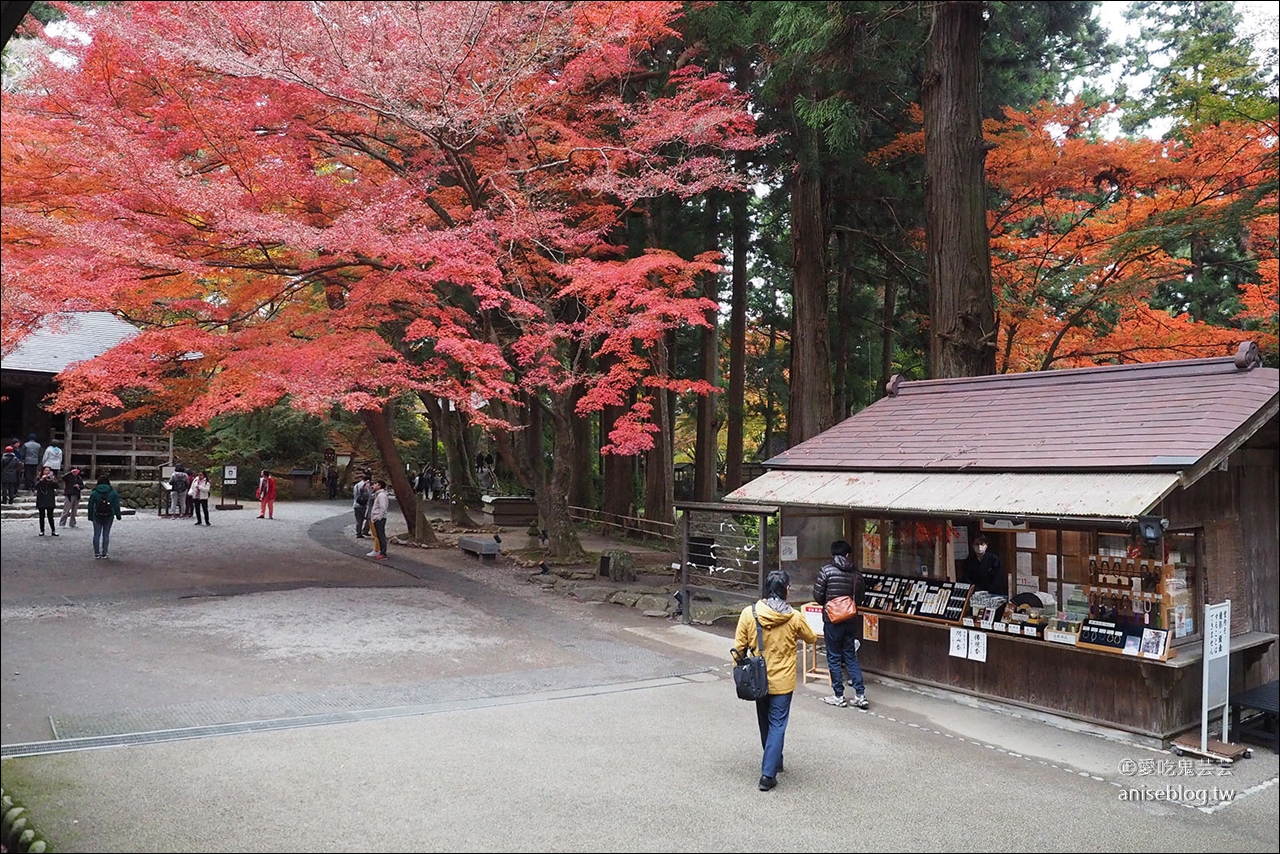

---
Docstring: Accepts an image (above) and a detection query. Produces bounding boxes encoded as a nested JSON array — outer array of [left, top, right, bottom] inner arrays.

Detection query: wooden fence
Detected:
[[568, 505, 677, 544]]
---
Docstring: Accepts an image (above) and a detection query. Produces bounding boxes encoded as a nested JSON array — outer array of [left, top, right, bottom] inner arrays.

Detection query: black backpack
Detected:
[[94, 494, 113, 519]]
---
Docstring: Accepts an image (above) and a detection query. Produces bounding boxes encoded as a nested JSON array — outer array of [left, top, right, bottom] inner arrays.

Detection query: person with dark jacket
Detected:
[[352, 470, 372, 538], [812, 539, 868, 709], [85, 475, 122, 559], [21, 433, 42, 491], [1, 445, 20, 504], [734, 570, 817, 792], [61, 467, 85, 527], [35, 465, 60, 536], [963, 533, 1004, 595]]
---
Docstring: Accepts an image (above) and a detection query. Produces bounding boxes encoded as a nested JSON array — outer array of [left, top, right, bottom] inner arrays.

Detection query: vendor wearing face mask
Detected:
[[963, 533, 1005, 594]]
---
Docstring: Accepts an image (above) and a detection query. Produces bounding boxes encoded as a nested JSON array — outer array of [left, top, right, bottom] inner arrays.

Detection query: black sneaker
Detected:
[[758, 776, 777, 792]]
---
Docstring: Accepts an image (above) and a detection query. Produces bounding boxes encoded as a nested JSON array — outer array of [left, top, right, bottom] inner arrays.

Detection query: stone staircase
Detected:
[[1, 491, 136, 520], [1, 492, 40, 520]]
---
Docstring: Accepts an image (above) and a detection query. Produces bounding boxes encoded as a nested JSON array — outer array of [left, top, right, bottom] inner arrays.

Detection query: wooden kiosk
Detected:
[[727, 345, 1278, 743]]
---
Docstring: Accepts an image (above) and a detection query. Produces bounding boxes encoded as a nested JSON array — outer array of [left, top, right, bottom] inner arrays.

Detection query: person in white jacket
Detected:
[[41, 440, 64, 474], [187, 470, 212, 526], [366, 478, 390, 560]]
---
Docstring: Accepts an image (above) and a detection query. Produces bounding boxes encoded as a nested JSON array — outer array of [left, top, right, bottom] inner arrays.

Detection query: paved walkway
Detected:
[[1, 501, 1277, 851]]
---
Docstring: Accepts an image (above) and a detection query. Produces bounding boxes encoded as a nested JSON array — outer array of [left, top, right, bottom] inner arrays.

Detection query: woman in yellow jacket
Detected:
[[734, 570, 817, 791]]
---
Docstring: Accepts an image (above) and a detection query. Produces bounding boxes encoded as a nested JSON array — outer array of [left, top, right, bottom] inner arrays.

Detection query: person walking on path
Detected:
[[85, 474, 121, 559], [1, 445, 20, 504], [734, 570, 817, 792], [352, 470, 372, 538], [60, 467, 85, 527], [256, 469, 277, 519], [366, 478, 390, 560], [20, 433, 42, 491], [189, 470, 212, 525], [35, 465, 59, 536], [812, 539, 869, 709], [326, 467, 339, 500]]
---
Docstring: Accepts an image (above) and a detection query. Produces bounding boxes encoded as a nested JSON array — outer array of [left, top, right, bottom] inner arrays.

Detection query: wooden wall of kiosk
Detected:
[[845, 418, 1277, 743]]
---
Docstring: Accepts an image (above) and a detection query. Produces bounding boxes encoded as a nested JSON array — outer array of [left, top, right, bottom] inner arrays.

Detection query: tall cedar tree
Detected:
[[924, 0, 996, 378]]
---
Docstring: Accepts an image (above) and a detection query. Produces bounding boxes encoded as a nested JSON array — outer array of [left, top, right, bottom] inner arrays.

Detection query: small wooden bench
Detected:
[[1231, 679, 1279, 752], [458, 536, 501, 563]]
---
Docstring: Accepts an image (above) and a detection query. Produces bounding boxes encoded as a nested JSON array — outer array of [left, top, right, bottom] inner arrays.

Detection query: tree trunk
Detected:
[[417, 394, 481, 527], [694, 194, 722, 501], [489, 390, 586, 560], [831, 232, 853, 423], [544, 396, 587, 560], [725, 158, 749, 492], [359, 403, 426, 537], [787, 160, 834, 446], [881, 271, 899, 395], [924, 0, 996, 379], [570, 394, 593, 510], [763, 308, 779, 461], [601, 395, 632, 523], [644, 335, 675, 531]]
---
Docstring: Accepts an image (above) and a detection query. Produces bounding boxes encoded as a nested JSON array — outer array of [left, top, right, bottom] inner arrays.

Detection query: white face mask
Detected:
[[976, 545, 988, 556]]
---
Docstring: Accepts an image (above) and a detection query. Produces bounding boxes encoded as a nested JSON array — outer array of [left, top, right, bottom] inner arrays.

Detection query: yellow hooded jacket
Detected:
[[733, 600, 817, 695]]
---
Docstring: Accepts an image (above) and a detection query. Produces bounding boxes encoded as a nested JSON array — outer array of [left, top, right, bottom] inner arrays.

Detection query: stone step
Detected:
[[1, 506, 138, 520]]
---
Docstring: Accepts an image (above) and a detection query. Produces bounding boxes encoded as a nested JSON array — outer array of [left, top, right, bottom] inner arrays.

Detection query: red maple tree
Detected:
[[1, 1, 761, 554]]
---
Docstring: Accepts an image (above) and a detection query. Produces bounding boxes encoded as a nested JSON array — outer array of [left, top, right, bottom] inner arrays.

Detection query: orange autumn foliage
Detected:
[[874, 98, 1278, 370]]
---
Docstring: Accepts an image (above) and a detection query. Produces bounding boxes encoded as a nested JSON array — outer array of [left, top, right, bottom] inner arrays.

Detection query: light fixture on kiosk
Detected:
[[1134, 515, 1167, 546]]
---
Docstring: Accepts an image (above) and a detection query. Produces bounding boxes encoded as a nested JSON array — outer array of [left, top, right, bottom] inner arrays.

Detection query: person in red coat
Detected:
[[256, 469, 277, 519]]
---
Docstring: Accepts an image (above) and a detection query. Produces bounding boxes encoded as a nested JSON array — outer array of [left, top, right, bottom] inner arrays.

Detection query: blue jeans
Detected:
[[824, 619, 864, 697], [92, 518, 113, 556], [755, 692, 792, 779]]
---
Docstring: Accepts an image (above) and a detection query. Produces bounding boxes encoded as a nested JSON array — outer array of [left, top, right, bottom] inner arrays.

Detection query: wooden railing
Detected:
[[65, 431, 174, 482], [568, 505, 677, 544]]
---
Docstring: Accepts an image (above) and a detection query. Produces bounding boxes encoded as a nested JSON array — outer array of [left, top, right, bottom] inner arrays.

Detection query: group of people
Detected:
[[733, 538, 870, 793], [412, 464, 448, 501], [165, 465, 213, 525], [2, 433, 64, 503], [351, 469, 391, 560], [28, 465, 123, 559], [735, 534, 1010, 792]]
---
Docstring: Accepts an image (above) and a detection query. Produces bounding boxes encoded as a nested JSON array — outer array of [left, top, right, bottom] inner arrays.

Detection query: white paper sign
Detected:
[[802, 604, 825, 638], [953, 525, 970, 561], [1016, 531, 1037, 550], [967, 630, 988, 662], [1016, 552, 1032, 572], [949, 627, 969, 658], [1046, 555, 1058, 579], [779, 536, 798, 562]]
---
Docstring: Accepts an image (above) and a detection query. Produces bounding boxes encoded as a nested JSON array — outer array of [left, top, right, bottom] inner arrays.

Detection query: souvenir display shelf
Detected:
[[859, 573, 973, 624]]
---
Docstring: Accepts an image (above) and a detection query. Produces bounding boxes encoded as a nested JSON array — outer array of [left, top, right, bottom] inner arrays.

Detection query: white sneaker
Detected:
[[822, 695, 848, 708], [366, 551, 379, 557], [852, 695, 869, 709]]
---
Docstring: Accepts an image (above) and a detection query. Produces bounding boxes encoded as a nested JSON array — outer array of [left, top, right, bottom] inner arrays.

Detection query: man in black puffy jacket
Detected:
[[812, 539, 868, 709]]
